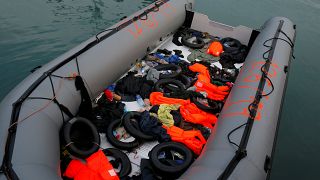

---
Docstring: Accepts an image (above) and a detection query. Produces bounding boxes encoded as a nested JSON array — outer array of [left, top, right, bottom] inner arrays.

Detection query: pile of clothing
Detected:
[[61, 28, 248, 180], [92, 29, 247, 161]]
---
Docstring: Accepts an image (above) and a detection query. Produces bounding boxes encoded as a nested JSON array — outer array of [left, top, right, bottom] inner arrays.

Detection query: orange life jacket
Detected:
[[164, 126, 206, 155], [207, 41, 224, 57], [194, 81, 228, 101], [180, 103, 217, 129], [150, 92, 190, 106], [189, 63, 230, 101], [150, 92, 217, 128], [64, 150, 119, 180]]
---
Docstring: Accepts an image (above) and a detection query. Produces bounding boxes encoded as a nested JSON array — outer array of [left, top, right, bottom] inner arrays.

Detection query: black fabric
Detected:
[[220, 37, 242, 54], [91, 94, 125, 133], [194, 124, 211, 140], [115, 72, 144, 96], [170, 110, 182, 127], [177, 61, 197, 78], [140, 80, 154, 99], [208, 99, 224, 113], [174, 75, 191, 89], [172, 31, 183, 46], [75, 76, 93, 118], [156, 49, 172, 55], [181, 35, 205, 49], [96, 94, 125, 118], [229, 45, 248, 63], [139, 159, 160, 180], [173, 50, 184, 58], [149, 106, 182, 127], [121, 95, 136, 102], [123, 159, 160, 180], [219, 54, 236, 69], [149, 105, 159, 114], [139, 111, 170, 143], [220, 37, 248, 64], [180, 122, 211, 140], [183, 10, 194, 28], [60, 155, 72, 176], [207, 62, 239, 83], [52, 99, 74, 119], [164, 90, 203, 100], [115, 72, 154, 99]]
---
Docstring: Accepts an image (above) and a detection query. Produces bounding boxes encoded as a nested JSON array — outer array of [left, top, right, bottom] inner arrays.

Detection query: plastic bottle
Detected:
[[136, 95, 145, 107]]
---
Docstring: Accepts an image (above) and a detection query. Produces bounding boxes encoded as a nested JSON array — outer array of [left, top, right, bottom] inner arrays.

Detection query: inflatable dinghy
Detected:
[[0, 0, 296, 179]]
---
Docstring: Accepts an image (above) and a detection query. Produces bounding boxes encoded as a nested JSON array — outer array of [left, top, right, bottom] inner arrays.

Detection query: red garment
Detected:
[[180, 103, 217, 129], [194, 81, 228, 101], [64, 150, 119, 180], [104, 89, 113, 101], [207, 41, 223, 57], [150, 92, 190, 106], [189, 63, 230, 101], [164, 126, 206, 155]]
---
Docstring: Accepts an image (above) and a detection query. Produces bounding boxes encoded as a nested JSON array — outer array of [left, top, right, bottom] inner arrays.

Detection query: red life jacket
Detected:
[[64, 150, 119, 180], [150, 92, 190, 106], [189, 63, 230, 101], [180, 103, 217, 129], [164, 126, 206, 155], [207, 41, 223, 57]]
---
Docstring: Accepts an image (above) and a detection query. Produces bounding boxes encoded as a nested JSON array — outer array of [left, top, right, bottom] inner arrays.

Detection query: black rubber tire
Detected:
[[106, 119, 140, 150], [149, 142, 193, 177], [191, 96, 219, 114], [154, 64, 182, 79], [220, 37, 242, 54], [63, 117, 100, 158], [155, 78, 186, 93], [103, 148, 132, 178], [181, 35, 205, 49], [123, 112, 154, 141]]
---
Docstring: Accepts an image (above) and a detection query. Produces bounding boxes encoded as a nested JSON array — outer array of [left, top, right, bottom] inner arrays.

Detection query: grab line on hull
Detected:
[[218, 20, 284, 180], [0, 1, 170, 179]]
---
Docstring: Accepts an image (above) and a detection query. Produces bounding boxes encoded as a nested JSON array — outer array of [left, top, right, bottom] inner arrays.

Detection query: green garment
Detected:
[[187, 40, 220, 62], [157, 104, 180, 127]]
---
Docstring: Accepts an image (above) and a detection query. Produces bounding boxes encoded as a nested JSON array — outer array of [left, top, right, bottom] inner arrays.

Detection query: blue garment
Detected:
[[166, 54, 181, 64], [106, 84, 116, 91], [153, 53, 181, 64], [139, 111, 171, 143]]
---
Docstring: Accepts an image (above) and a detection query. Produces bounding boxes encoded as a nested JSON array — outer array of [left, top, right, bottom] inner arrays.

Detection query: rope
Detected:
[[227, 122, 249, 149], [9, 78, 64, 129]]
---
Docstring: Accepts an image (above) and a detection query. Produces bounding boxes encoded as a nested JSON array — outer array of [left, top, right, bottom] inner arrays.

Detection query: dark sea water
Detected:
[[0, 0, 319, 179]]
